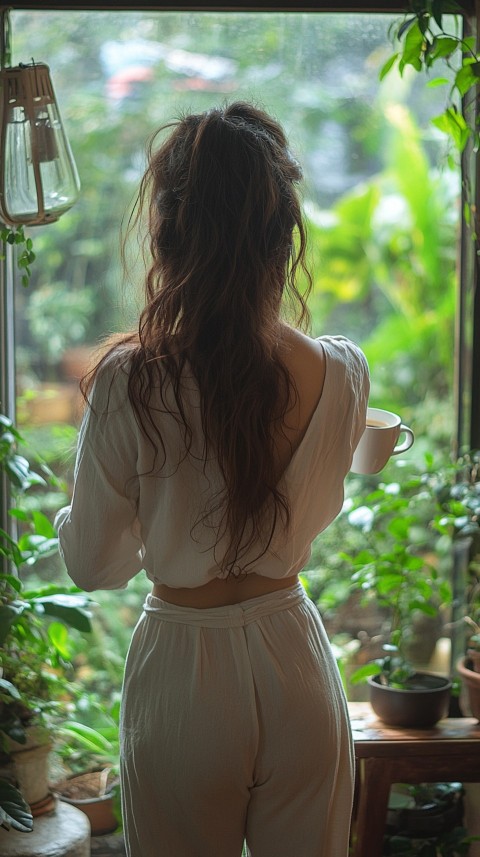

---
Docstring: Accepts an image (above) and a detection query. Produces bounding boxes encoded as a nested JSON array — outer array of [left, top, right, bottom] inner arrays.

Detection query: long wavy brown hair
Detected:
[[83, 102, 312, 577]]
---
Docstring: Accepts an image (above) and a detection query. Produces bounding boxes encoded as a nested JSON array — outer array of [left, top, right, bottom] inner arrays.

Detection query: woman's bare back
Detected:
[[153, 325, 326, 607]]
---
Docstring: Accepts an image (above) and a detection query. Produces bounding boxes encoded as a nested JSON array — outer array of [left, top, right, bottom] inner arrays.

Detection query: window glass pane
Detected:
[[10, 10, 459, 698]]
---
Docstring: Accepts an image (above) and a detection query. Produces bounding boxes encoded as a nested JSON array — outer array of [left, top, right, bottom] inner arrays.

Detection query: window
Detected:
[[1, 4, 476, 700]]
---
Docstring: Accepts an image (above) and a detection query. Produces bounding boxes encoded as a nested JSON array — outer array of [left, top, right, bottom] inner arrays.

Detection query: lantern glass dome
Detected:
[[0, 62, 80, 226]]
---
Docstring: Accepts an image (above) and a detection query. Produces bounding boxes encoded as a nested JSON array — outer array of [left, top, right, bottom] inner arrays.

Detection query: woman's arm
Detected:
[[55, 356, 144, 591]]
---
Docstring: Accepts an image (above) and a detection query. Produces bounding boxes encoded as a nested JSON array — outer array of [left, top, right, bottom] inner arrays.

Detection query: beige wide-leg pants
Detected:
[[120, 582, 354, 857]]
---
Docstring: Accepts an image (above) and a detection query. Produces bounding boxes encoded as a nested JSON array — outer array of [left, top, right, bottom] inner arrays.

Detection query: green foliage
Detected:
[[383, 3, 480, 156], [0, 412, 94, 827], [0, 779, 33, 833], [0, 226, 35, 288], [25, 284, 95, 364], [339, 452, 480, 686], [57, 695, 120, 776], [305, 104, 457, 418]]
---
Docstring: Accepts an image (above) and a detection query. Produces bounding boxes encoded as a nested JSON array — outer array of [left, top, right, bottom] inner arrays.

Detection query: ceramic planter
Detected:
[[55, 768, 118, 836], [1, 725, 55, 815], [457, 657, 480, 721], [368, 672, 452, 728]]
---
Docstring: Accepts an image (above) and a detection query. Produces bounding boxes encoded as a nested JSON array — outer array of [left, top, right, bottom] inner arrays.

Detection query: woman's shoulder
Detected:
[[280, 328, 368, 386], [317, 333, 367, 365], [86, 341, 137, 414], [317, 334, 369, 388], [279, 326, 326, 401]]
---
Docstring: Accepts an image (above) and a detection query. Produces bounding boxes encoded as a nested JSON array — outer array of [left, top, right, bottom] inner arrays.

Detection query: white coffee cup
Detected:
[[351, 407, 414, 475]]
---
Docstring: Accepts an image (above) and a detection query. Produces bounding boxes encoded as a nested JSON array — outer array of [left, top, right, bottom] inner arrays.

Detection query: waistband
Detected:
[[143, 581, 307, 628]]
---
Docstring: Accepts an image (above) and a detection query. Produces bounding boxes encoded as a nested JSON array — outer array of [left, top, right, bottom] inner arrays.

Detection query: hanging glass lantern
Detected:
[[0, 61, 80, 226]]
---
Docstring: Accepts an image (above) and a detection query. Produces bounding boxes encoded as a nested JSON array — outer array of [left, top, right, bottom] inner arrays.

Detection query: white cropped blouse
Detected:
[[55, 335, 369, 591]]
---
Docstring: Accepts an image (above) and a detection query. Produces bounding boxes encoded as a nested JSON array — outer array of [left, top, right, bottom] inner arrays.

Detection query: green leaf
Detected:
[[32, 511, 56, 538], [387, 517, 411, 539], [431, 107, 470, 152], [455, 63, 480, 97], [0, 606, 19, 645], [379, 53, 398, 81], [399, 21, 425, 74], [0, 573, 22, 592], [22, 583, 83, 598], [376, 574, 404, 595], [18, 533, 58, 559], [0, 779, 33, 832], [391, 629, 402, 647], [0, 414, 13, 430], [432, 0, 444, 28], [9, 508, 28, 522], [350, 662, 381, 685], [0, 678, 22, 700], [60, 722, 114, 753], [48, 621, 71, 658], [4, 455, 30, 488], [397, 16, 416, 40], [409, 599, 437, 616], [439, 580, 452, 602], [431, 36, 460, 60], [32, 595, 92, 633], [417, 14, 430, 37], [427, 76, 449, 88]]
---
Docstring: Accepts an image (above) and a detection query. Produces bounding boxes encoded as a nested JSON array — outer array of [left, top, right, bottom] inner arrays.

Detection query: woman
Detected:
[[56, 102, 369, 857]]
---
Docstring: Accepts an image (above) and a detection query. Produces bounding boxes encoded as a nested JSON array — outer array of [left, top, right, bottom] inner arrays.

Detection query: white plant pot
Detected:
[[2, 725, 53, 807]]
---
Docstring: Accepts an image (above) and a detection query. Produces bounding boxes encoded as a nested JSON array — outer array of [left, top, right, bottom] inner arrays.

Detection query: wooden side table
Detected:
[[349, 702, 480, 857]]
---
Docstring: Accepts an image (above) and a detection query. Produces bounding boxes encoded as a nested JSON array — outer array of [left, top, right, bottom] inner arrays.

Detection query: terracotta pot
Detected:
[[368, 672, 452, 728], [466, 649, 480, 674], [457, 656, 480, 720], [55, 769, 118, 836]]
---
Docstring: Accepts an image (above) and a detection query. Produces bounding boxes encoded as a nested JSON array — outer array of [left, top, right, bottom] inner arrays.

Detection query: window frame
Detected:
[[0, 1, 476, 11]]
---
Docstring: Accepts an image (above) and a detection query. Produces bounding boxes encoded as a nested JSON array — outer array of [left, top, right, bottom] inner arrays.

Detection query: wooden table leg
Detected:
[[351, 757, 393, 857]]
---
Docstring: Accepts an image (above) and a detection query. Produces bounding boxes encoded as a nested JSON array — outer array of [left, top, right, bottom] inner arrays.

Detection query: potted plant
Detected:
[[346, 452, 480, 727], [343, 457, 463, 726], [54, 698, 121, 836], [456, 617, 480, 720], [360, 645, 452, 728], [0, 413, 93, 830]]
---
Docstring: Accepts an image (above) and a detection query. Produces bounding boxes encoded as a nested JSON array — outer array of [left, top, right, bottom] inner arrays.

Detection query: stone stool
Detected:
[[0, 800, 90, 857]]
